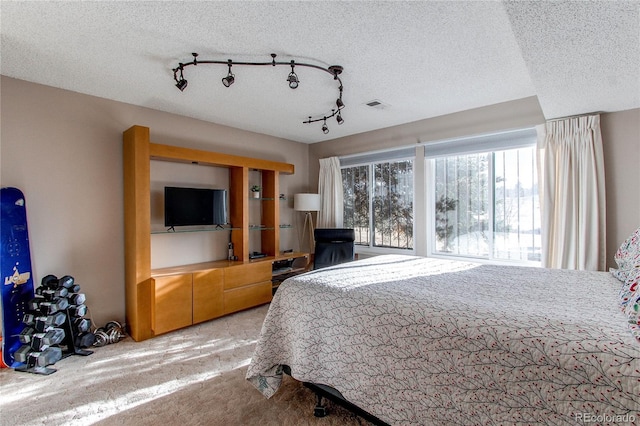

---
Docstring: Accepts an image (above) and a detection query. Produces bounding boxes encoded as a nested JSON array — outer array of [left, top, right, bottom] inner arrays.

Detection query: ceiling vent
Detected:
[[365, 99, 390, 110]]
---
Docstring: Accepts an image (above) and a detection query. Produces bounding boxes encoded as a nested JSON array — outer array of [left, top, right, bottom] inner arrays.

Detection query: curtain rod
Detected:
[[546, 111, 602, 122]]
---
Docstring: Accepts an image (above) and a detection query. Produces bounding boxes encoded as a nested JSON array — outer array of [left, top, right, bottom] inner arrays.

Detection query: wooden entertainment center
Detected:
[[123, 125, 308, 341]]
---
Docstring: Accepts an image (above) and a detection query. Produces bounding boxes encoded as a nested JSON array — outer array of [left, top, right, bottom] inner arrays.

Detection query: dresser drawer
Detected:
[[223, 262, 272, 290], [223, 281, 272, 314]]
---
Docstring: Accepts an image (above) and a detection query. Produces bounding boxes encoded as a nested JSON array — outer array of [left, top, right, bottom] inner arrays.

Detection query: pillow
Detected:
[[612, 226, 640, 282], [610, 267, 627, 282], [619, 269, 639, 308], [622, 269, 640, 343]]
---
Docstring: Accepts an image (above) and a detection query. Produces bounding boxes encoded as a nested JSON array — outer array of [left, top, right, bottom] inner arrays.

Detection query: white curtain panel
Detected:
[[317, 156, 344, 228], [536, 114, 606, 270]]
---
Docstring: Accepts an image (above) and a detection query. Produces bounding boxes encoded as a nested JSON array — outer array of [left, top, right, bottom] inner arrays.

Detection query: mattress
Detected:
[[247, 255, 640, 425]]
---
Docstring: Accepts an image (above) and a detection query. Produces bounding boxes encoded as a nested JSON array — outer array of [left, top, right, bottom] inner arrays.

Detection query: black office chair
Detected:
[[313, 228, 355, 270]]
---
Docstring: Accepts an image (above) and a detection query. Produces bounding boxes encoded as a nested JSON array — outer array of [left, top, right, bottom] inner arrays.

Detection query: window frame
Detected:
[[424, 128, 540, 266], [340, 153, 416, 255]]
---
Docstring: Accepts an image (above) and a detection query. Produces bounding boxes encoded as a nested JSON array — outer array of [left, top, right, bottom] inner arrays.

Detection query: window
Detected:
[[341, 149, 414, 250], [428, 128, 541, 263], [342, 165, 370, 245]]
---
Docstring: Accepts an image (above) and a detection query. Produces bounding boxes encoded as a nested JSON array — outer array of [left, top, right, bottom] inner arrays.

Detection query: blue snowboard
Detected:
[[1, 187, 35, 367]]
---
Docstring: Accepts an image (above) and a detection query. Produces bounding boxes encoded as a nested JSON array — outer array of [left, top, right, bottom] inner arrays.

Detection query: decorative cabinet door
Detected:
[[193, 269, 224, 324], [152, 274, 193, 335]]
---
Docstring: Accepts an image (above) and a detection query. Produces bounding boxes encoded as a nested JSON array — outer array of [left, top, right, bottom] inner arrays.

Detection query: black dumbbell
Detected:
[[75, 332, 96, 348], [27, 346, 62, 367], [67, 304, 87, 317], [39, 298, 69, 315], [58, 275, 75, 289], [27, 296, 45, 311], [40, 274, 58, 289], [14, 345, 32, 363], [18, 327, 35, 344], [35, 287, 69, 300], [22, 313, 36, 325], [73, 318, 91, 333], [34, 311, 67, 332], [67, 293, 86, 305], [31, 328, 65, 351]]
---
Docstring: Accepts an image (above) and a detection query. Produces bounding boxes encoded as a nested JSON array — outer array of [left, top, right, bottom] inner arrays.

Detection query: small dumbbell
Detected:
[[40, 274, 58, 289], [27, 346, 62, 367], [34, 311, 67, 332], [57, 275, 75, 289], [73, 317, 91, 333], [27, 297, 45, 311], [35, 287, 69, 300], [18, 327, 36, 344], [67, 293, 86, 305], [75, 332, 96, 348], [22, 313, 36, 325], [31, 328, 65, 351], [94, 321, 125, 346], [67, 304, 87, 317], [39, 298, 69, 315], [14, 345, 33, 363]]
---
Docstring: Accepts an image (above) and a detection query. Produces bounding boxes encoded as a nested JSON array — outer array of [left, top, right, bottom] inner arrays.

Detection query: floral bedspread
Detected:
[[246, 255, 640, 425]]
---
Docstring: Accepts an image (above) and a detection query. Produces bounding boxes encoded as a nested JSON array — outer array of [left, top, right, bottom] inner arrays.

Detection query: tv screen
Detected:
[[164, 187, 228, 227]]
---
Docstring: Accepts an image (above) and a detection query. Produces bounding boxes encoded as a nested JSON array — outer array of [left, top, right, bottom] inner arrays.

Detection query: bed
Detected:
[[246, 254, 640, 425]]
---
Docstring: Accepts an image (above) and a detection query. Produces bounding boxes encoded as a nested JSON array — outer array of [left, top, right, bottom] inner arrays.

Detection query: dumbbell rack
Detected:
[[15, 275, 94, 375], [16, 306, 94, 375]]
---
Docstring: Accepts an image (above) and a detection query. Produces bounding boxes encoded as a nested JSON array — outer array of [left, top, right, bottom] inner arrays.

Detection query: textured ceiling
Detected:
[[1, 1, 638, 144]]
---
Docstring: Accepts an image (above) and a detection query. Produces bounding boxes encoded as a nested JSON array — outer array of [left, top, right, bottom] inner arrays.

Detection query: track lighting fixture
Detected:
[[221, 60, 235, 87], [172, 52, 345, 134], [287, 60, 299, 89], [175, 67, 188, 91]]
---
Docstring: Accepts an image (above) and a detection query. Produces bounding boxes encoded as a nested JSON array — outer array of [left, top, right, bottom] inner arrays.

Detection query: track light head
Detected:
[[175, 78, 188, 92], [336, 113, 344, 125], [287, 60, 299, 89], [222, 60, 234, 87], [222, 74, 235, 87], [174, 65, 188, 91], [287, 72, 299, 89], [336, 98, 344, 109], [322, 118, 329, 134]]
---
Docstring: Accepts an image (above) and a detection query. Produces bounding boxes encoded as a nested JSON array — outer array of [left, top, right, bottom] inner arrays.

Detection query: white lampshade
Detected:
[[294, 193, 320, 212]]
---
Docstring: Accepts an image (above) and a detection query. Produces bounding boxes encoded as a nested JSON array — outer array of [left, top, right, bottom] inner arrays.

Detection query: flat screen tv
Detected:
[[164, 187, 228, 228]]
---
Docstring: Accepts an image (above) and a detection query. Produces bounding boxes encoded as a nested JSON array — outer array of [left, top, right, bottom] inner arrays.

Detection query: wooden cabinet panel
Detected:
[[124, 125, 295, 340], [193, 269, 224, 324], [152, 274, 193, 335], [224, 262, 271, 290], [223, 281, 272, 314]]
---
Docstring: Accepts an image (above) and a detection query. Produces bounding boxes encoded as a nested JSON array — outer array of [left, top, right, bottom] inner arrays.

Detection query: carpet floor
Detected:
[[0, 305, 369, 426]]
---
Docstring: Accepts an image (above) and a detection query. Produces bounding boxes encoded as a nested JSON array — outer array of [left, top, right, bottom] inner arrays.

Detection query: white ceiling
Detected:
[[1, 1, 638, 144]]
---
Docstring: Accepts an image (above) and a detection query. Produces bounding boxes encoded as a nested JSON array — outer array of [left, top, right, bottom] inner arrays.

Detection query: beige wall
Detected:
[[2, 74, 637, 328], [601, 109, 640, 269], [308, 96, 546, 186], [0, 76, 310, 327]]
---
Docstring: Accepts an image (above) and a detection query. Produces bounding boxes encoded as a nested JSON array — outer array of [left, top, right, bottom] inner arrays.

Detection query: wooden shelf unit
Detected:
[[123, 125, 298, 341]]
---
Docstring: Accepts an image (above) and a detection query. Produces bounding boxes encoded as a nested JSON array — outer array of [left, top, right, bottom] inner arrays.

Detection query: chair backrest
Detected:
[[313, 228, 355, 270]]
